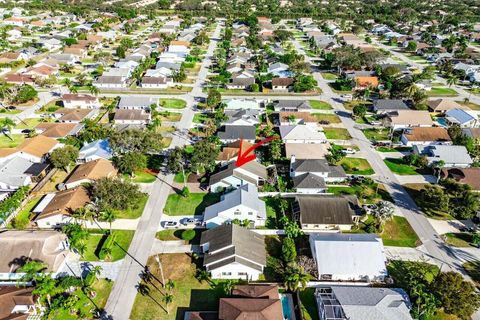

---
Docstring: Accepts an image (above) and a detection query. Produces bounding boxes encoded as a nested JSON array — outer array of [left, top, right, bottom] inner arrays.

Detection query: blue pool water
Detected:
[[436, 117, 448, 127], [280, 294, 294, 320]]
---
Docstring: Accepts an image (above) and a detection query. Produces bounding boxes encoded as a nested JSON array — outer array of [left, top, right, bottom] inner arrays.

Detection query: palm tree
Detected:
[[76, 242, 87, 258], [90, 266, 103, 282], [446, 74, 458, 87], [405, 82, 418, 97], [69, 85, 78, 94], [101, 247, 112, 261], [137, 282, 150, 296], [195, 269, 211, 284], [17, 261, 48, 284], [101, 209, 116, 234], [371, 201, 395, 224], [33, 275, 56, 307], [431, 160, 445, 183], [222, 280, 235, 296], [0, 118, 15, 141], [163, 293, 174, 314], [165, 279, 175, 292], [88, 85, 99, 96], [283, 266, 309, 292]]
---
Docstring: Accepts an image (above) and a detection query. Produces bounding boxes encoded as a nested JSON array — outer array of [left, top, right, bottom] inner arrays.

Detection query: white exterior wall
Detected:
[[141, 82, 168, 89], [209, 262, 263, 281], [35, 214, 74, 228], [301, 223, 352, 231], [284, 138, 327, 144], [205, 204, 264, 229], [296, 187, 326, 194], [64, 178, 91, 190], [63, 100, 99, 109], [114, 119, 149, 125]]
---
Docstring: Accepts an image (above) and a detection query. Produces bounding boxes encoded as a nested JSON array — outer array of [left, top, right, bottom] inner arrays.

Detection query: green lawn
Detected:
[[339, 157, 375, 175], [324, 128, 352, 140], [377, 146, 412, 152], [9, 196, 42, 229], [0, 108, 22, 115], [114, 194, 148, 219], [14, 118, 42, 129], [381, 216, 421, 247], [0, 134, 24, 148], [164, 192, 221, 215], [313, 113, 341, 123], [156, 112, 182, 122], [362, 128, 390, 141], [403, 183, 454, 220], [159, 98, 187, 109], [155, 229, 202, 244], [299, 288, 319, 320], [445, 233, 474, 247], [309, 100, 332, 110], [384, 158, 420, 175], [327, 182, 392, 204], [47, 279, 113, 320], [123, 171, 157, 183], [82, 230, 135, 262], [193, 113, 211, 124], [427, 87, 458, 97], [463, 261, 480, 288], [174, 171, 190, 183], [320, 72, 337, 81]]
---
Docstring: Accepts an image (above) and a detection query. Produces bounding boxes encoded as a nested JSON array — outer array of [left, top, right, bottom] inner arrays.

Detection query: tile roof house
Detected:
[[315, 286, 412, 320], [204, 184, 266, 228], [280, 125, 327, 144], [64, 159, 117, 189], [383, 110, 434, 130], [35, 123, 82, 138], [34, 187, 91, 228], [209, 161, 268, 192], [441, 167, 480, 191], [0, 286, 40, 319], [52, 108, 97, 123], [413, 145, 473, 168], [294, 195, 360, 231], [400, 127, 452, 146], [309, 233, 388, 281], [0, 230, 69, 280], [427, 99, 467, 112], [0, 135, 60, 163], [355, 76, 379, 89], [78, 139, 113, 163], [200, 224, 266, 281]]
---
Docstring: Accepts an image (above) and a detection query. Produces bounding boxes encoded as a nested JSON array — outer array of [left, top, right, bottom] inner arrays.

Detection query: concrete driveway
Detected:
[[427, 218, 476, 235]]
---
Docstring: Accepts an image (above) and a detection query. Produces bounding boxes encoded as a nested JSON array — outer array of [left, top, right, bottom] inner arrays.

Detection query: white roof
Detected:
[[224, 99, 261, 110], [310, 233, 388, 279], [33, 193, 56, 213], [0, 156, 32, 188], [280, 125, 327, 141]]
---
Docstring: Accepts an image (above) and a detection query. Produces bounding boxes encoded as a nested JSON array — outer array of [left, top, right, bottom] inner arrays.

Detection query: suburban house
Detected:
[[290, 156, 347, 182], [200, 224, 266, 281], [185, 285, 284, 320], [217, 140, 254, 165], [271, 77, 294, 92], [0, 156, 49, 191], [400, 127, 452, 146], [315, 286, 412, 320], [427, 99, 467, 112], [52, 108, 98, 123], [0, 230, 69, 280], [35, 123, 82, 139], [118, 96, 157, 110], [64, 159, 117, 189], [93, 76, 127, 88], [383, 110, 434, 130], [280, 125, 327, 144], [277, 112, 318, 126], [141, 76, 172, 89], [224, 109, 260, 126], [445, 108, 478, 128], [62, 93, 99, 109], [273, 100, 311, 112], [354, 76, 379, 89], [293, 195, 360, 230], [0, 135, 60, 163], [372, 99, 409, 113], [34, 187, 91, 228], [441, 167, 480, 191], [224, 99, 261, 111], [0, 286, 42, 319], [113, 109, 151, 126], [309, 233, 388, 281], [78, 139, 113, 163], [204, 184, 267, 228], [216, 125, 256, 143], [285, 143, 331, 160], [209, 161, 268, 192], [226, 76, 255, 90], [413, 145, 473, 167]]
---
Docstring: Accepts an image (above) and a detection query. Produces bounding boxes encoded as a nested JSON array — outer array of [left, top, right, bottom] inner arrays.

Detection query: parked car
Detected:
[[319, 120, 330, 125], [182, 218, 202, 227], [342, 148, 356, 154], [163, 221, 179, 229]]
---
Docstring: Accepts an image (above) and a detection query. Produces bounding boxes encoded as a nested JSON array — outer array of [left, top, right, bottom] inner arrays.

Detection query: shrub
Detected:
[[181, 186, 190, 197], [181, 229, 196, 241], [99, 232, 117, 260]]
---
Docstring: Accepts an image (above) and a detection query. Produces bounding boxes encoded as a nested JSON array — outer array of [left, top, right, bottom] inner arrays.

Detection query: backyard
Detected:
[[164, 192, 221, 216], [9, 196, 42, 229], [323, 128, 352, 140], [338, 157, 375, 175]]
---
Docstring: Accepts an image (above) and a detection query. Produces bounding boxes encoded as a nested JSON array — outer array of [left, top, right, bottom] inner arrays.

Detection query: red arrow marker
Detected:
[[235, 136, 277, 168]]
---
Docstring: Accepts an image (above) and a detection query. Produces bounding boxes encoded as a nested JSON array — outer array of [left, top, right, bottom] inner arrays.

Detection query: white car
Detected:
[[163, 221, 179, 229], [342, 148, 356, 154], [182, 218, 202, 227]]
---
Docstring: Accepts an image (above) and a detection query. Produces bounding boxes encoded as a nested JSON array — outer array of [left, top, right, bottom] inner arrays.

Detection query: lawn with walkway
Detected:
[[82, 230, 135, 262], [324, 128, 351, 140], [164, 192, 221, 215], [159, 98, 187, 109], [427, 87, 458, 97], [362, 128, 390, 141], [309, 100, 332, 110], [320, 72, 337, 81], [338, 157, 375, 175]]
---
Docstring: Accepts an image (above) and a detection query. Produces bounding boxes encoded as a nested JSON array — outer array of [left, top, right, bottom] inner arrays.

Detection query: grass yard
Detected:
[[444, 233, 474, 247], [0, 108, 22, 115], [362, 128, 390, 141], [159, 98, 187, 109], [174, 171, 190, 183], [343, 100, 372, 111], [327, 183, 392, 204], [47, 279, 113, 320], [381, 216, 421, 247], [403, 183, 454, 220], [124, 170, 157, 183], [339, 157, 375, 175], [299, 288, 320, 320], [324, 128, 352, 140], [162, 137, 172, 148], [130, 253, 231, 320], [155, 229, 202, 244], [309, 100, 332, 110], [0, 134, 24, 148], [458, 101, 480, 111], [384, 158, 421, 175], [156, 112, 182, 122], [114, 194, 148, 219], [193, 113, 211, 124], [320, 72, 337, 81], [9, 196, 42, 229], [156, 126, 175, 133], [82, 230, 135, 262], [313, 113, 341, 123], [38, 169, 69, 193], [463, 261, 480, 288], [14, 118, 42, 129], [427, 87, 458, 97], [377, 146, 412, 152], [164, 192, 221, 216]]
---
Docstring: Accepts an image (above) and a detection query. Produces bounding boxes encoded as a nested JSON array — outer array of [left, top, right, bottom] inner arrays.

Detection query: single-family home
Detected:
[[141, 76, 172, 89], [383, 110, 434, 130], [226, 76, 255, 90], [217, 140, 254, 165], [200, 224, 266, 281], [441, 167, 480, 191], [290, 156, 347, 182], [35, 123, 82, 139], [280, 125, 327, 144], [268, 62, 291, 77], [273, 100, 311, 112], [217, 125, 256, 143], [315, 286, 413, 320], [0, 157, 34, 191], [34, 187, 91, 228], [0, 135, 60, 163], [413, 145, 473, 167], [445, 108, 478, 128], [372, 99, 409, 114], [309, 233, 388, 281], [49, 54, 78, 65], [427, 99, 468, 113], [204, 184, 266, 228], [78, 139, 113, 163], [93, 76, 127, 88], [354, 76, 379, 89], [0, 230, 69, 280], [113, 109, 151, 126], [0, 286, 41, 319], [52, 108, 98, 123], [277, 112, 318, 126], [209, 161, 268, 192], [271, 77, 294, 92], [118, 96, 157, 111], [294, 195, 360, 230], [62, 93, 99, 109], [64, 159, 117, 190], [400, 127, 452, 146]]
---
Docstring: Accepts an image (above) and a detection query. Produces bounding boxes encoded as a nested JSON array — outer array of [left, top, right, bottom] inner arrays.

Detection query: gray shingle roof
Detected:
[[293, 173, 326, 189], [291, 159, 330, 172], [294, 195, 358, 225], [373, 99, 409, 111], [217, 125, 256, 141]]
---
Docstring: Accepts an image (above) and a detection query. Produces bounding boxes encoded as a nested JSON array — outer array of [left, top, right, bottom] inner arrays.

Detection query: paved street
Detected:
[[103, 23, 223, 319]]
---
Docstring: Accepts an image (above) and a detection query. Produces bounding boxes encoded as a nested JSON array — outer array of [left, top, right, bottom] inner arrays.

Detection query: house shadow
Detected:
[[176, 288, 222, 320]]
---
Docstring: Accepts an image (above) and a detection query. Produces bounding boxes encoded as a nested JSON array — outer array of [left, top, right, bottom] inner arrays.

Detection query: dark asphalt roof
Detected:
[[293, 173, 326, 189], [294, 195, 358, 225], [217, 125, 256, 141], [373, 99, 409, 111]]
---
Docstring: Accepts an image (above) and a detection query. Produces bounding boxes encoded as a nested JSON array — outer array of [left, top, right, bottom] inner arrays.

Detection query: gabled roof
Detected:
[[217, 125, 256, 141], [373, 99, 409, 111], [291, 158, 330, 172], [9, 135, 58, 158], [427, 99, 466, 112], [295, 195, 357, 225], [35, 123, 80, 138], [274, 100, 311, 111], [293, 173, 326, 189], [280, 125, 326, 141], [387, 110, 433, 126], [402, 127, 451, 142], [79, 139, 112, 160], [209, 161, 268, 186], [36, 187, 90, 219], [65, 159, 117, 186], [445, 108, 477, 124], [219, 297, 282, 320]]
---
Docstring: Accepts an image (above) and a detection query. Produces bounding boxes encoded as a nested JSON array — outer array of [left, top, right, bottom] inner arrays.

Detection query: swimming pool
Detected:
[[436, 117, 448, 127], [280, 293, 296, 320]]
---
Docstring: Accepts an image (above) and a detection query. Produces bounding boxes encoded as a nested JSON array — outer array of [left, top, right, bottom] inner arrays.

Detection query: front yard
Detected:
[[338, 157, 375, 175], [381, 216, 421, 247], [309, 100, 332, 110], [82, 230, 135, 262], [114, 194, 148, 219], [123, 170, 157, 183], [0, 134, 24, 148], [323, 128, 352, 140], [313, 113, 341, 123], [159, 98, 187, 109], [427, 87, 458, 97], [403, 183, 454, 220], [164, 192, 221, 216], [444, 233, 477, 247], [362, 128, 390, 141], [384, 158, 422, 175]]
